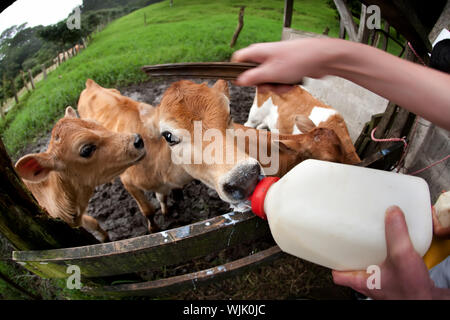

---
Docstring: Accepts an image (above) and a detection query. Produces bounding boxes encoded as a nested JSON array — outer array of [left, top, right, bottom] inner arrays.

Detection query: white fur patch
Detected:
[[222, 94, 230, 113], [308, 106, 337, 126], [292, 124, 302, 134], [245, 96, 279, 131]]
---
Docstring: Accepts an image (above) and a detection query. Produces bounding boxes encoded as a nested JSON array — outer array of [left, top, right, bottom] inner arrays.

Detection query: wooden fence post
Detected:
[[333, 0, 358, 41], [381, 21, 390, 52], [20, 71, 29, 92], [283, 0, 293, 28], [11, 80, 19, 104], [0, 137, 98, 250], [357, 3, 370, 43], [27, 70, 35, 90], [230, 6, 245, 48], [0, 100, 4, 118], [2, 75, 7, 106], [339, 18, 346, 39], [41, 64, 47, 80]]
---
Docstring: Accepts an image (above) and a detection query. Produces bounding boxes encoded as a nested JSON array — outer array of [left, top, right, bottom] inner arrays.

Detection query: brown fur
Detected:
[[15, 108, 146, 241]]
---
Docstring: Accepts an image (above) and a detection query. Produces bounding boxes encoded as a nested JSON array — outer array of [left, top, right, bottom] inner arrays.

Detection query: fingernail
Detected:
[[385, 205, 404, 224], [386, 205, 400, 215]]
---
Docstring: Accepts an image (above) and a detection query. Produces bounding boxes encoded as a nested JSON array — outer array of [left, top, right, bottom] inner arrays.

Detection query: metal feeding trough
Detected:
[[141, 62, 259, 80], [10, 62, 414, 297]]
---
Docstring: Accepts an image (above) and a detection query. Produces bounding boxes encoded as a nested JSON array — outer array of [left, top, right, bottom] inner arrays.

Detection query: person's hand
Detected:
[[432, 206, 450, 239], [232, 38, 342, 90], [332, 206, 438, 300]]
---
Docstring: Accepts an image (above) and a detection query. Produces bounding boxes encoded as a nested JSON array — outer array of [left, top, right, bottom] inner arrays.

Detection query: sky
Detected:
[[0, 0, 83, 34]]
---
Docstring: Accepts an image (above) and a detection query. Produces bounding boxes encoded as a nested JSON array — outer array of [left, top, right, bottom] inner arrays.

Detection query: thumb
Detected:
[[384, 205, 415, 260]]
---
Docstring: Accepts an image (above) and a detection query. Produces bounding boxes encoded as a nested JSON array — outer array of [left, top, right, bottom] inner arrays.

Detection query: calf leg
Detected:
[[81, 214, 109, 242], [156, 192, 168, 215], [121, 178, 159, 232]]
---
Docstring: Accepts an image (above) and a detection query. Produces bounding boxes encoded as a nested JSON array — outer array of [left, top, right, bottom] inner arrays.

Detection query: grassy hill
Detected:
[[0, 0, 340, 156]]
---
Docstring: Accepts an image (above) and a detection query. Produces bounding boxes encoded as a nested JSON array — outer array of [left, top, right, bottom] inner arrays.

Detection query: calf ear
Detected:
[[273, 140, 298, 156], [86, 78, 98, 88], [65, 106, 78, 118], [213, 79, 230, 98], [15, 153, 58, 183], [294, 115, 316, 133], [137, 103, 159, 137]]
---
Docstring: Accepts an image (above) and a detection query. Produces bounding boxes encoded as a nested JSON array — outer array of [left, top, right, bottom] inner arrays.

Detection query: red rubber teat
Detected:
[[248, 177, 280, 219]]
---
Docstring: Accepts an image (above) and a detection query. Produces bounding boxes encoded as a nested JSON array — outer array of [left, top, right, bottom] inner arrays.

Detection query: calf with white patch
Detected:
[[245, 85, 360, 164], [15, 107, 146, 242]]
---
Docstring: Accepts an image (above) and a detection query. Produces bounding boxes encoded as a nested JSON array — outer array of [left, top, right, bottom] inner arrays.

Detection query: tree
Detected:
[[38, 21, 83, 50]]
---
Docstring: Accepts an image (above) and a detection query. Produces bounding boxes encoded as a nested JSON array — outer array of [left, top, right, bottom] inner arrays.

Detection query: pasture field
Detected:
[[0, 0, 340, 157]]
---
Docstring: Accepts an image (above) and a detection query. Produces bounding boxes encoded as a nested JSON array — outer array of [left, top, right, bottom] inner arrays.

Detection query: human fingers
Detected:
[[234, 63, 279, 86], [332, 270, 369, 296], [384, 206, 415, 260], [231, 43, 273, 64]]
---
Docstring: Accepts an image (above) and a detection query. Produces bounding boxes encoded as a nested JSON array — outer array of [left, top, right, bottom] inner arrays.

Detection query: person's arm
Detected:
[[232, 38, 450, 131], [332, 206, 450, 300]]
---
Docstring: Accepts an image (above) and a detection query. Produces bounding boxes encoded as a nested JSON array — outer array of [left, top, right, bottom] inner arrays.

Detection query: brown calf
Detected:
[[77, 80, 192, 231], [15, 107, 146, 241]]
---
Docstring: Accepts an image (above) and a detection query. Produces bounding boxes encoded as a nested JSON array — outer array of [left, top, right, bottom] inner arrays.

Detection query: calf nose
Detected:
[[223, 162, 261, 201], [133, 134, 144, 149]]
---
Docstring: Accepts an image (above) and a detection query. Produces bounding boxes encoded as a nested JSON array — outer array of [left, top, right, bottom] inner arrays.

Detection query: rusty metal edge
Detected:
[[141, 62, 259, 80], [12, 211, 259, 262], [82, 246, 283, 297]]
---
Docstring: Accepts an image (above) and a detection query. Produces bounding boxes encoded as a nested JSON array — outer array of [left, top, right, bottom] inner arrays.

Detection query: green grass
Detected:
[[0, 0, 340, 157]]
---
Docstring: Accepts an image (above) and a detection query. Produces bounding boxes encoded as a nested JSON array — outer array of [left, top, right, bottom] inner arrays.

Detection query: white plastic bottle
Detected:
[[249, 159, 433, 271]]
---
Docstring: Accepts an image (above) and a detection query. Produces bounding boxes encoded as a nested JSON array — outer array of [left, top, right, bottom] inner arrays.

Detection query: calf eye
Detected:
[[79, 144, 96, 158], [161, 131, 180, 146]]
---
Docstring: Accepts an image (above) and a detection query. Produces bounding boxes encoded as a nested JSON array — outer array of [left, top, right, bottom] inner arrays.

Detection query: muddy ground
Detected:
[[13, 79, 353, 299]]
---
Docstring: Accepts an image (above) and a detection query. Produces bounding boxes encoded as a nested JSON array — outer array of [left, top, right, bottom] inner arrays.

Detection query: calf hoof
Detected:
[[161, 206, 169, 216], [99, 233, 110, 243], [146, 219, 161, 233], [149, 223, 161, 233]]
